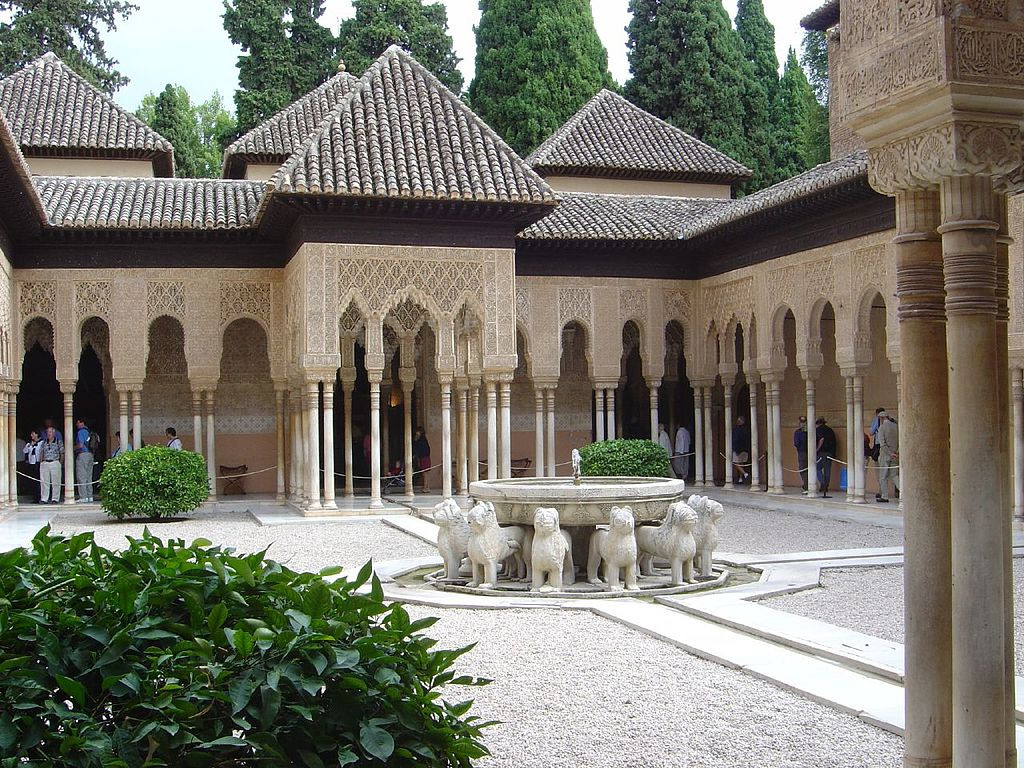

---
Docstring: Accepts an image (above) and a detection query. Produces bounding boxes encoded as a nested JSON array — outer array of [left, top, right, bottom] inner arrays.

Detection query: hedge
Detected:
[[100, 445, 209, 519], [579, 439, 672, 477]]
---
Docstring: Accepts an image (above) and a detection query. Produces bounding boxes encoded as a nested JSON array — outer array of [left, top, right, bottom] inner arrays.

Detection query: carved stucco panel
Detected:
[[74, 281, 111, 322], [146, 280, 185, 321], [219, 281, 271, 327], [558, 287, 592, 331], [515, 287, 530, 326], [619, 288, 648, 325], [20, 280, 56, 322], [703, 276, 754, 333]]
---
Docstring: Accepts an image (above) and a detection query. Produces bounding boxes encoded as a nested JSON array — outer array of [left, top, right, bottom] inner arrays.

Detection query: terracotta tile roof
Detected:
[[33, 176, 265, 230], [801, 0, 839, 31], [680, 150, 869, 238], [519, 192, 732, 241], [526, 89, 752, 184], [0, 109, 47, 236], [222, 69, 359, 177], [0, 53, 175, 176], [270, 46, 557, 206]]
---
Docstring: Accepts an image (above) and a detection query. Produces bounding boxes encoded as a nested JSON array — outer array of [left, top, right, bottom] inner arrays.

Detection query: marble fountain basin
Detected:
[[468, 476, 687, 527]]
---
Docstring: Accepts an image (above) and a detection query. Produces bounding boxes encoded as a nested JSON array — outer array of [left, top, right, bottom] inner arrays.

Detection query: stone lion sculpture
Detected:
[[467, 501, 521, 589], [433, 498, 471, 581], [688, 494, 724, 577], [530, 507, 574, 592], [636, 500, 698, 585], [586, 505, 639, 591]]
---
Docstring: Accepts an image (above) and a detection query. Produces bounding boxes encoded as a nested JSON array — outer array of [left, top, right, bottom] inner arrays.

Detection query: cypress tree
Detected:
[[289, 1, 337, 98], [801, 29, 831, 165], [469, 0, 616, 155], [773, 48, 822, 182], [735, 0, 777, 190], [625, 0, 751, 180], [150, 85, 204, 178], [337, 0, 462, 94]]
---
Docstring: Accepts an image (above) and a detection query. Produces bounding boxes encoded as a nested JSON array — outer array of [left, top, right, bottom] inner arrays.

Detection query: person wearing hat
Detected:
[[793, 416, 808, 493], [815, 417, 838, 498], [875, 410, 899, 502]]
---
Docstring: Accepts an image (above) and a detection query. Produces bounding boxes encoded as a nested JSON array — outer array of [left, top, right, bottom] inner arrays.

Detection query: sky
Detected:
[[105, 0, 822, 113]]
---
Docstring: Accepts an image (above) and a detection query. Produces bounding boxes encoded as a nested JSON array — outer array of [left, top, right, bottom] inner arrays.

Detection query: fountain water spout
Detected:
[[571, 448, 582, 486]]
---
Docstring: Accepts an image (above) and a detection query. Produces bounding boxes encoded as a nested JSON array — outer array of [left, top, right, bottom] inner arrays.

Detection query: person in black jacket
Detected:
[[815, 417, 838, 498]]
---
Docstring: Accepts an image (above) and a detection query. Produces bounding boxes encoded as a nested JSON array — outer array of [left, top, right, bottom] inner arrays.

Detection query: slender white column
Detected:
[[845, 377, 855, 502], [456, 384, 468, 494], [118, 388, 130, 454], [499, 380, 511, 479], [131, 388, 142, 457], [485, 380, 497, 480], [1014, 370, 1024, 519], [595, 388, 605, 441], [805, 376, 817, 495], [702, 386, 713, 486], [6, 389, 15, 505], [288, 394, 300, 500], [205, 390, 216, 501], [275, 389, 286, 501], [381, 382, 391, 480], [764, 383, 775, 491], [534, 388, 545, 477], [368, 373, 383, 508], [469, 383, 480, 484], [693, 387, 704, 486], [723, 383, 734, 489], [0, 388, 8, 505], [62, 387, 75, 503], [305, 382, 322, 510], [441, 378, 453, 497], [298, 392, 309, 502], [852, 376, 866, 502], [773, 382, 785, 493], [750, 379, 760, 489], [343, 380, 355, 499], [649, 383, 659, 440], [605, 388, 615, 440], [403, 381, 414, 498], [322, 382, 336, 509], [545, 387, 556, 477], [192, 389, 203, 456]]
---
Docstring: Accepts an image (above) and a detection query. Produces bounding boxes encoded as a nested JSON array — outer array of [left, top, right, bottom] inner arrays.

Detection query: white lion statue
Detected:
[[530, 507, 574, 592], [636, 501, 698, 585], [688, 494, 725, 577], [467, 501, 520, 589], [586, 505, 639, 591], [433, 498, 471, 580]]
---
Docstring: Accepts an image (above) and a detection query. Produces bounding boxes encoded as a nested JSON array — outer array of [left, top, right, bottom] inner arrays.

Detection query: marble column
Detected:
[[844, 377, 855, 502], [693, 387, 704, 486], [1014, 369, 1024, 520], [6, 389, 15, 505], [749, 379, 760, 489], [594, 387, 605, 442], [368, 372, 383, 508], [764, 382, 775, 492], [118, 388, 130, 454], [305, 382, 322, 511], [771, 381, 784, 494], [298, 391, 309, 502], [131, 389, 142, 464], [342, 379, 355, 499], [723, 383, 734, 489], [380, 382, 391, 476], [403, 381, 414, 498], [288, 393, 300, 500], [192, 389, 203, 456], [940, 175, 1004, 766], [486, 379, 497, 480], [275, 389, 286, 501], [0, 389, 8, 505], [469, 381, 480, 484], [664, 379, 677, 435], [649, 383, 659, 441], [853, 375, 866, 503], [499, 380, 511, 479], [456, 384, 468, 495], [62, 386, 74, 503], [534, 388, 545, 477], [702, 386, 713, 486], [804, 376, 817, 496], [322, 381, 336, 509], [545, 387, 556, 477], [205, 390, 216, 501], [605, 387, 615, 441], [440, 378, 453, 498]]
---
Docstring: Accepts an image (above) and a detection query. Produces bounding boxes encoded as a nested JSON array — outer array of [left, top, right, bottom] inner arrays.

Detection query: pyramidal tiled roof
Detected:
[[526, 90, 752, 184], [270, 46, 557, 206], [0, 53, 175, 176], [222, 68, 359, 177]]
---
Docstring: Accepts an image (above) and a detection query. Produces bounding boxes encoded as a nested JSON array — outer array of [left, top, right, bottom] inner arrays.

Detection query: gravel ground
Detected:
[[49, 509, 436, 573], [717, 502, 903, 555], [403, 605, 902, 768], [767, 561, 1024, 675]]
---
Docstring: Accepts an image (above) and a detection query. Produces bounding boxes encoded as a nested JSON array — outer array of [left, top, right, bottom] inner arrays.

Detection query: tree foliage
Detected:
[[137, 87, 237, 178], [800, 28, 831, 166], [0, 528, 492, 765], [735, 0, 778, 191], [223, 0, 336, 134], [0, 0, 137, 94], [100, 445, 209, 518], [625, 0, 752, 187], [469, 0, 616, 156], [338, 0, 462, 94], [773, 47, 825, 181]]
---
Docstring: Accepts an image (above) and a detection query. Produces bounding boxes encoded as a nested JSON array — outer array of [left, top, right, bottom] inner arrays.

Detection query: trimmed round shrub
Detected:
[[579, 438, 672, 477], [100, 445, 209, 519], [0, 528, 491, 767]]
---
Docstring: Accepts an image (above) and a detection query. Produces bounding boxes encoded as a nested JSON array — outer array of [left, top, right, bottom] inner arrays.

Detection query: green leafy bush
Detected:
[[0, 528, 491, 767], [100, 445, 209, 519], [580, 439, 672, 477]]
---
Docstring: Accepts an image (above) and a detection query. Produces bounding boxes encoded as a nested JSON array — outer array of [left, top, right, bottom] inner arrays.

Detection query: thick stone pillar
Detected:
[[605, 387, 615, 440], [804, 376, 817, 496], [205, 390, 216, 501], [118, 387, 130, 454], [749, 377, 760, 489], [852, 375, 866, 503], [534, 387, 544, 477], [62, 385, 74, 503], [485, 379, 497, 480], [275, 389, 286, 501], [649, 382, 659, 441], [594, 387, 605, 441], [456, 383, 468, 495], [702, 386, 713, 486], [1014, 369, 1024, 519], [545, 386, 556, 477], [402, 380, 414, 498], [305, 381, 322, 511], [469, 380, 480, 484], [693, 387, 704, 486], [499, 379, 511, 479], [940, 175, 1004, 767], [322, 381, 336, 509], [368, 371, 383, 508], [440, 377, 453, 498], [723, 382, 734, 489], [192, 389, 203, 456], [342, 378, 355, 499], [895, 188, 952, 768]]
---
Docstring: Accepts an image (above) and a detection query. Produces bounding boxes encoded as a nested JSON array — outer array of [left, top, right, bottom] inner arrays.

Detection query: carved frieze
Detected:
[[619, 288, 648, 324], [74, 281, 111, 321], [220, 281, 271, 326], [19, 281, 56, 320], [558, 287, 592, 330], [515, 287, 530, 325], [146, 280, 186, 320]]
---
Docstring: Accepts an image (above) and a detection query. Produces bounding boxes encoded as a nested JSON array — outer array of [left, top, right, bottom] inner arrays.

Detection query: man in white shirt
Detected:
[[656, 423, 673, 475], [165, 427, 183, 450], [673, 425, 691, 481]]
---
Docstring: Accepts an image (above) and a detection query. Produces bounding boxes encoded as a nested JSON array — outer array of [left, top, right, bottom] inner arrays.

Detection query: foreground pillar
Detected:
[[771, 381, 784, 493], [804, 376, 817, 496], [844, 376, 855, 502], [403, 380, 414, 498], [131, 389, 142, 460], [342, 379, 355, 499], [693, 387, 704, 486], [275, 389, 286, 500], [605, 387, 615, 440], [368, 372, 383, 508], [649, 382, 659, 441], [852, 375, 866, 503], [322, 381, 336, 509], [118, 388, 130, 454], [485, 379, 497, 480], [62, 385, 74, 503], [499, 379, 511, 479], [192, 389, 203, 456], [1014, 369, 1024, 520], [702, 386, 713, 486], [895, 188, 952, 768], [469, 380, 480, 484], [0, 389, 8, 505], [456, 383, 468, 494], [941, 176, 1004, 767], [440, 377, 453, 498], [545, 387, 556, 477], [305, 381, 322, 511], [288, 392, 299, 500], [749, 378, 760, 489], [594, 387, 605, 441], [6, 388, 15, 505], [205, 390, 216, 502], [723, 382, 734, 489], [534, 388, 544, 477]]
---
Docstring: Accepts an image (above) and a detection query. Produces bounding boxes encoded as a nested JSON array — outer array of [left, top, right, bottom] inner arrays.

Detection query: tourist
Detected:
[[111, 431, 131, 457], [22, 430, 41, 503], [732, 415, 751, 485], [875, 411, 899, 503], [413, 427, 431, 493], [41, 417, 62, 444], [815, 417, 837, 498], [794, 416, 808, 494], [74, 418, 94, 503], [673, 424, 690, 480], [656, 423, 673, 474], [39, 425, 63, 504], [165, 427, 183, 450]]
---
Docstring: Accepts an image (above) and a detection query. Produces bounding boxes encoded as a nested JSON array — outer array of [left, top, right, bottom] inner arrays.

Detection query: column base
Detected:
[[404, 491, 415, 499], [322, 499, 338, 510], [306, 501, 322, 512], [275, 493, 286, 502], [767, 487, 785, 495], [724, 482, 734, 490], [370, 497, 384, 509]]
